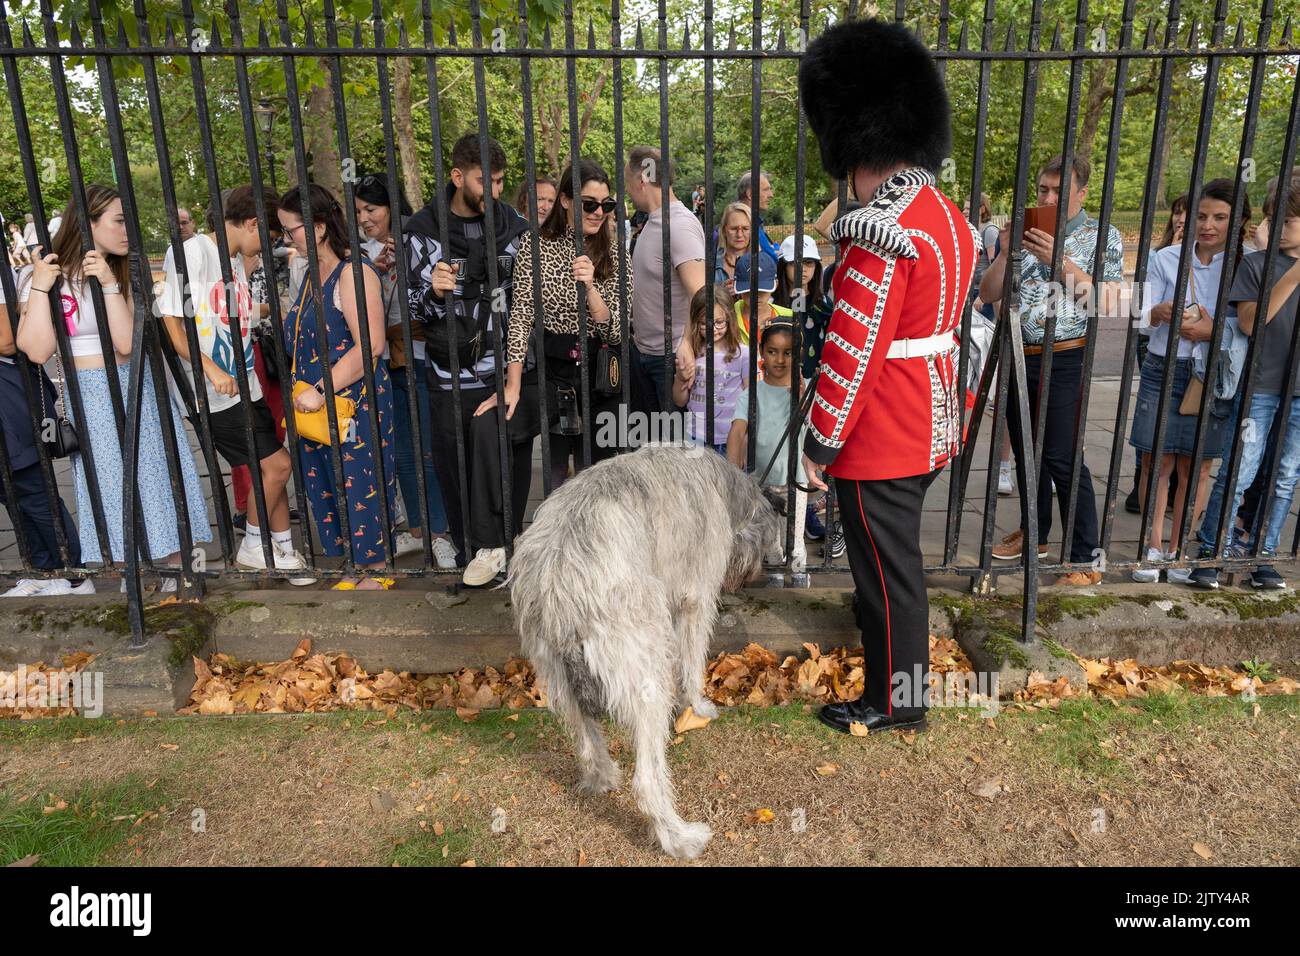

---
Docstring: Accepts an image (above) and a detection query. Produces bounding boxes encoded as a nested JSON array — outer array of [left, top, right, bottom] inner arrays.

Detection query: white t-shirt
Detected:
[[18, 270, 108, 359], [156, 233, 261, 413]]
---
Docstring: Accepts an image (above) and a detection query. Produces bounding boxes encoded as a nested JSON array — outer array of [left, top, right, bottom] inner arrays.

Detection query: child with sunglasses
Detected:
[[727, 320, 807, 572]]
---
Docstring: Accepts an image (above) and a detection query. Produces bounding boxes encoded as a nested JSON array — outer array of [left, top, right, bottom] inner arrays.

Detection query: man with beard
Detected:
[[799, 19, 979, 734], [406, 131, 538, 585]]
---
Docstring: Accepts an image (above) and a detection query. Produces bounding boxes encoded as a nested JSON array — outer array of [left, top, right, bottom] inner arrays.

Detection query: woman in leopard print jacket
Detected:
[[504, 158, 631, 488]]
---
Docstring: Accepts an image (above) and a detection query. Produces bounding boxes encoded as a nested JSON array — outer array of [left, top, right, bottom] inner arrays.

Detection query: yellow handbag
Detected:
[[285, 282, 357, 445]]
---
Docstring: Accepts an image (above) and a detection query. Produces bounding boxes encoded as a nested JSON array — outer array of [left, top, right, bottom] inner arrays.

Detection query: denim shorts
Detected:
[[1129, 353, 1233, 458]]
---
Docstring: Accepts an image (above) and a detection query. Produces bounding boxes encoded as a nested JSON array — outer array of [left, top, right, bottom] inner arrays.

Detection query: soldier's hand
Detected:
[[803, 454, 828, 492]]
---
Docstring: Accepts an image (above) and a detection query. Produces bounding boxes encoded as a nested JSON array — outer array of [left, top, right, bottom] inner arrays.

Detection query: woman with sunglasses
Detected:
[[503, 159, 629, 489]]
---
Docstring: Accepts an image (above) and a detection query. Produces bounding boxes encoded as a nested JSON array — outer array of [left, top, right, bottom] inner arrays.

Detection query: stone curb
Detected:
[[0, 582, 1295, 717]]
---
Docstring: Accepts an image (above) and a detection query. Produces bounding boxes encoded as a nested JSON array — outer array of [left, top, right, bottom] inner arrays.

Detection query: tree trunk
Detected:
[[1077, 61, 1111, 167], [394, 56, 423, 205], [304, 60, 340, 196]]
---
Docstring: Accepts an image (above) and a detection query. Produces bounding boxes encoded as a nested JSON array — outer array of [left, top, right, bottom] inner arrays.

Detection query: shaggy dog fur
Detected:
[[508, 445, 780, 859], [798, 18, 951, 179]]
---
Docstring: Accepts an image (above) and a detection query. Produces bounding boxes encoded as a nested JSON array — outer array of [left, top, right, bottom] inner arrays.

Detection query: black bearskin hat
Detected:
[[799, 18, 951, 180]]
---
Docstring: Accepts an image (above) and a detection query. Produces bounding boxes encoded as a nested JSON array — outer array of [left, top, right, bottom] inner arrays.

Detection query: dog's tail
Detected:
[[561, 644, 606, 719]]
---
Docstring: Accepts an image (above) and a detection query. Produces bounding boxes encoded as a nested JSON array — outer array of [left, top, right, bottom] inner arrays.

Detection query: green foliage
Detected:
[[0, 0, 1291, 246], [1239, 657, 1279, 682]]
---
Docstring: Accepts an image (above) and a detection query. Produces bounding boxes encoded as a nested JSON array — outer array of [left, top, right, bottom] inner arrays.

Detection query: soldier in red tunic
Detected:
[[799, 19, 979, 734]]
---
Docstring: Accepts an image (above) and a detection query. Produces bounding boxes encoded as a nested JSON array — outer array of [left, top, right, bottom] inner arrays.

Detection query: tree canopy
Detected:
[[1, 0, 1295, 251]]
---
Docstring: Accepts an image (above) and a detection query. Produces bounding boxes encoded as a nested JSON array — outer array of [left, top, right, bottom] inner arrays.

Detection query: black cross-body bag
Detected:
[[37, 356, 79, 459]]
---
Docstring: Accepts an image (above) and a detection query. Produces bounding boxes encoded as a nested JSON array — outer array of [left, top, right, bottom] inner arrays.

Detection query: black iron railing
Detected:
[[0, 0, 1296, 652]]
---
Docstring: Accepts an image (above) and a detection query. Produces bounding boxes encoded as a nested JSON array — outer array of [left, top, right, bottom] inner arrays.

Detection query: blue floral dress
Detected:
[[284, 260, 397, 564]]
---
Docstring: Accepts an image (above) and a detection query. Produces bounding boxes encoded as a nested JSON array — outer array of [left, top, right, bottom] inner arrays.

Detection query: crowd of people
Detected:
[[1, 130, 1298, 598], [973, 155, 1300, 590]]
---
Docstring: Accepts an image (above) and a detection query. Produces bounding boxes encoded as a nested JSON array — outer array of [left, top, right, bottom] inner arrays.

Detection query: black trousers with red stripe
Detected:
[[834, 467, 942, 718]]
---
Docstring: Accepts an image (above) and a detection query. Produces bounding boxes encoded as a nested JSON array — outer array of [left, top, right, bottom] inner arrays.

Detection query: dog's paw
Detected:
[[691, 698, 719, 720], [658, 821, 713, 860], [576, 762, 621, 796]]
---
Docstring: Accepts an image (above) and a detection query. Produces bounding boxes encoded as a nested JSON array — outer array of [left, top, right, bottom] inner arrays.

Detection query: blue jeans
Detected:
[[1198, 392, 1300, 556], [390, 357, 449, 535], [631, 341, 673, 415]]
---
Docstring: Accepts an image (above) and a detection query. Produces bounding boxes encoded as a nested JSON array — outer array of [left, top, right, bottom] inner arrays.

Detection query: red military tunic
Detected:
[[805, 167, 979, 480]]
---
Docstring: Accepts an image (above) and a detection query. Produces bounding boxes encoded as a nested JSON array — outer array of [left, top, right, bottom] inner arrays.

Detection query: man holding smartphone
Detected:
[[979, 154, 1124, 584]]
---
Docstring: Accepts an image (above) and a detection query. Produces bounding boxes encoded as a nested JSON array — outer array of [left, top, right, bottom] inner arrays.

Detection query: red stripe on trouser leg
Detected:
[[856, 481, 892, 716]]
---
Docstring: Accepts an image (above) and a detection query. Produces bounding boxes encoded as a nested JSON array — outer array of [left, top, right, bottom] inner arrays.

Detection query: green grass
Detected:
[[1020, 691, 1300, 781], [388, 811, 495, 867], [0, 776, 169, 866]]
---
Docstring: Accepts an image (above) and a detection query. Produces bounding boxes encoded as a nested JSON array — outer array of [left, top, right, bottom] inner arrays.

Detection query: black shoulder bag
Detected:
[[37, 354, 79, 458]]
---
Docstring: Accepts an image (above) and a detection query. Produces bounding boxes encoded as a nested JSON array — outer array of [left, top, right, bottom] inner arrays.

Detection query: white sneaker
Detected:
[[1165, 551, 1193, 586], [2, 578, 67, 597], [462, 547, 506, 587], [1131, 547, 1163, 583], [273, 543, 317, 587], [69, 578, 95, 595], [431, 536, 458, 570], [393, 531, 423, 557], [235, 534, 270, 570], [998, 461, 1014, 496]]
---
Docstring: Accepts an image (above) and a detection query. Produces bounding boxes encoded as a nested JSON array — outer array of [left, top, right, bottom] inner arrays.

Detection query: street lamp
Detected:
[[254, 99, 277, 192]]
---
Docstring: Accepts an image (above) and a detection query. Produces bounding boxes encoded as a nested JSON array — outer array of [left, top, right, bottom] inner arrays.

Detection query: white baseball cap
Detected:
[[779, 233, 821, 262]]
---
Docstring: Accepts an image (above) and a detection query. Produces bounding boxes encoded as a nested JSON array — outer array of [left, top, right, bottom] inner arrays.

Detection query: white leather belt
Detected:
[[886, 332, 956, 360]]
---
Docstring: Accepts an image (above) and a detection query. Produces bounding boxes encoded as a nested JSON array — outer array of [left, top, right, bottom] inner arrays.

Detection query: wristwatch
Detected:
[[101, 283, 122, 295]]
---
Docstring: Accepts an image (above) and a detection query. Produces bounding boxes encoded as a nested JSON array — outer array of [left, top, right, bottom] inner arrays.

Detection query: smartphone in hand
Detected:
[[1024, 205, 1058, 239]]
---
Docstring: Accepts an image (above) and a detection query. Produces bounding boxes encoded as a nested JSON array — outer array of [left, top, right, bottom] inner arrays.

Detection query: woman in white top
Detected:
[[1129, 178, 1248, 580], [17, 185, 211, 582]]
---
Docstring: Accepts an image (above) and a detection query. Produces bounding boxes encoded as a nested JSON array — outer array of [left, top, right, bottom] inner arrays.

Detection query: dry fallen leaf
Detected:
[[159, 743, 179, 751], [815, 762, 839, 776], [5, 854, 39, 867], [674, 706, 712, 734], [1192, 842, 1213, 860], [747, 808, 775, 825], [848, 721, 870, 737]]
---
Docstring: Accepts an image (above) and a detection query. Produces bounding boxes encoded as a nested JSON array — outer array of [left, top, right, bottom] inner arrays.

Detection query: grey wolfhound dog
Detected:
[[508, 444, 780, 859]]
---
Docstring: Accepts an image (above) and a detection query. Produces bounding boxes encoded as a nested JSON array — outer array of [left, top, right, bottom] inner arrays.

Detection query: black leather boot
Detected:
[[817, 699, 927, 734]]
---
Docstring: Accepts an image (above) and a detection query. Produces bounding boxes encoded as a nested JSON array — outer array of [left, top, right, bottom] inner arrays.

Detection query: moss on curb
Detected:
[[1188, 591, 1300, 620], [981, 629, 1031, 669], [1040, 636, 1076, 661]]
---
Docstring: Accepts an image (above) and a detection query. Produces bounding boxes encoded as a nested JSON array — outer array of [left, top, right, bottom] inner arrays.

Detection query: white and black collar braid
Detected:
[[829, 166, 936, 259]]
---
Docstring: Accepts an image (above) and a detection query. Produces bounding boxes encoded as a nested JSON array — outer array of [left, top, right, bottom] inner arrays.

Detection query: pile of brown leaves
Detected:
[[702, 636, 973, 708], [178, 635, 1298, 717], [179, 638, 543, 717], [0, 652, 96, 719], [1082, 657, 1300, 699]]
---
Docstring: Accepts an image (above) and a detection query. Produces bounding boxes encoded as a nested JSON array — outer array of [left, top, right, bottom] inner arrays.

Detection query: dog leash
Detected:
[[755, 368, 820, 491]]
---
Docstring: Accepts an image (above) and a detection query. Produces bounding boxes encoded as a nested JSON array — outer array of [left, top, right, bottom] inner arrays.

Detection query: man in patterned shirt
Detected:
[[981, 154, 1124, 584]]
